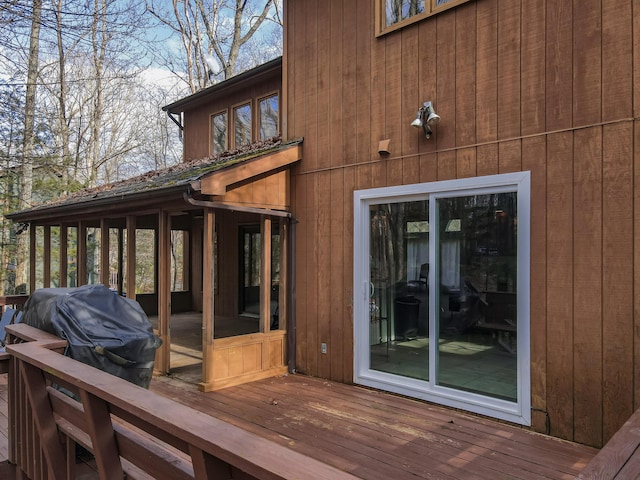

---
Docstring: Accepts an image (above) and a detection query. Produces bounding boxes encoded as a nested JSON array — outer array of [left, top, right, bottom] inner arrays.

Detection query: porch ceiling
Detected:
[[7, 138, 302, 224]]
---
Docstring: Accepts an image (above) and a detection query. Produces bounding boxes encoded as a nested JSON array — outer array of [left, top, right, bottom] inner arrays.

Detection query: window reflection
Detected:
[[385, 0, 425, 26], [234, 103, 252, 148], [259, 95, 279, 140], [436, 193, 518, 401], [368, 193, 519, 402], [211, 112, 227, 155]]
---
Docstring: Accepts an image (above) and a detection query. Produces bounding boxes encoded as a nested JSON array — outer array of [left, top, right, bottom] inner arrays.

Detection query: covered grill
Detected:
[[21, 284, 161, 388]]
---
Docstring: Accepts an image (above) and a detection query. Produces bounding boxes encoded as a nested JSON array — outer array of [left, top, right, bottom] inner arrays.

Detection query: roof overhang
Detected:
[[162, 57, 282, 115], [192, 143, 302, 195], [7, 138, 302, 225]]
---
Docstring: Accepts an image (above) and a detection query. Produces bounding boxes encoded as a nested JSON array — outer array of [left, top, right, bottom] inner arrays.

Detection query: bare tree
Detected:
[[15, 0, 42, 292], [146, 0, 282, 93]]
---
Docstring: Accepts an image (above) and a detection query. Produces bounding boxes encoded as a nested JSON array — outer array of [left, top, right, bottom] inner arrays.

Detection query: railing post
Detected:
[[79, 390, 124, 480], [20, 361, 66, 480]]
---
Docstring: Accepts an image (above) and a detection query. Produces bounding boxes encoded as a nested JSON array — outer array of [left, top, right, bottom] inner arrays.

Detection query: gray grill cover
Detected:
[[22, 285, 161, 388]]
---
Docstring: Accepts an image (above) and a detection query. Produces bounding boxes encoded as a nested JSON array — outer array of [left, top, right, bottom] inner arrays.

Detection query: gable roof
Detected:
[[7, 136, 302, 223]]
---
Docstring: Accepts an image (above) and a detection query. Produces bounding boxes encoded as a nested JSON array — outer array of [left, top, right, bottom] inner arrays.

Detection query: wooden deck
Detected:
[[0, 311, 603, 479], [150, 373, 596, 480], [0, 369, 598, 479]]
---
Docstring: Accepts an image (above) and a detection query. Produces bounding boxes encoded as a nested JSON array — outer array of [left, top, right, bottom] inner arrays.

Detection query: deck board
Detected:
[[0, 315, 599, 479], [149, 373, 596, 480], [0, 369, 598, 479], [0, 374, 7, 461]]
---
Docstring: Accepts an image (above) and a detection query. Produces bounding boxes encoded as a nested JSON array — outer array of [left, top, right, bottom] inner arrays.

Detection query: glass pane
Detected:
[[385, 0, 426, 26], [108, 228, 119, 292], [369, 200, 429, 380], [433, 0, 454, 8], [270, 225, 281, 330], [234, 104, 251, 147], [259, 95, 279, 140], [436, 193, 518, 401], [211, 112, 227, 155], [67, 227, 78, 287], [170, 230, 187, 292], [86, 227, 100, 285], [50, 227, 60, 287], [240, 227, 261, 316], [35, 226, 44, 289], [136, 229, 155, 294]]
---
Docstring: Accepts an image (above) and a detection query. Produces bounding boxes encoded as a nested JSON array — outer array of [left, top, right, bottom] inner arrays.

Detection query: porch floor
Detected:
[[0, 370, 597, 479]]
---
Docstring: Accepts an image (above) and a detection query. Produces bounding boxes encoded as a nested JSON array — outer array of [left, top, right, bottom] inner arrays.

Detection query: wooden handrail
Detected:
[[577, 408, 640, 479], [0, 295, 29, 307], [4, 327, 358, 480], [6, 323, 67, 348]]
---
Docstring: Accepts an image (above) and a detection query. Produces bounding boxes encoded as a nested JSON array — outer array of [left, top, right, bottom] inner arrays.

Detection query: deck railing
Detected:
[[0, 294, 29, 310], [2, 324, 357, 480]]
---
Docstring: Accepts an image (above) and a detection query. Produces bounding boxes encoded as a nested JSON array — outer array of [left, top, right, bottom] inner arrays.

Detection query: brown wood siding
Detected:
[[284, 0, 639, 447]]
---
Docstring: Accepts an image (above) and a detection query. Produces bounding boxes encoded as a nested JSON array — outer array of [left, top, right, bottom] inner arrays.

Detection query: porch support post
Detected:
[[100, 218, 109, 287], [29, 223, 36, 293], [278, 221, 288, 330], [117, 228, 124, 295], [125, 216, 136, 301], [157, 210, 171, 375], [200, 208, 215, 388], [191, 219, 203, 312], [77, 221, 87, 286], [59, 225, 68, 287], [43, 225, 50, 287], [260, 216, 272, 333]]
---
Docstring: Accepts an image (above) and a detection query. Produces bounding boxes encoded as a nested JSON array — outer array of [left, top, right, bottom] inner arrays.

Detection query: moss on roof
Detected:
[[10, 137, 299, 218]]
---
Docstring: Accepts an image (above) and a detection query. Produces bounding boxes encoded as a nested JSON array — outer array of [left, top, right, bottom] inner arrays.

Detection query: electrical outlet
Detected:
[[321, 342, 327, 354]]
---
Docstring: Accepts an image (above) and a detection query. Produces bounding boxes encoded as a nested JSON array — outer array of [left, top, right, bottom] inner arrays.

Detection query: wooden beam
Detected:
[[261, 216, 271, 333], [198, 144, 301, 195], [126, 216, 136, 301], [117, 228, 124, 294], [189, 446, 231, 478], [261, 217, 272, 375], [20, 362, 66, 480], [157, 211, 171, 375], [191, 219, 203, 312], [79, 390, 124, 480], [43, 226, 50, 288], [29, 223, 36, 293], [200, 208, 215, 388], [77, 221, 87, 286], [59, 225, 68, 287], [278, 221, 288, 331], [100, 218, 110, 287]]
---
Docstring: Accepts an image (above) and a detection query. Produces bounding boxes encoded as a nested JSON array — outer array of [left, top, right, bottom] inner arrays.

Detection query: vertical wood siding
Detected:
[[284, 0, 639, 447]]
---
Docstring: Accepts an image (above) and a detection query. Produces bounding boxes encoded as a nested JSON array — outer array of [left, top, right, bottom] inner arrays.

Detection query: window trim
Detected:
[[257, 91, 280, 141], [353, 172, 531, 425], [210, 109, 229, 156], [375, 0, 472, 37]]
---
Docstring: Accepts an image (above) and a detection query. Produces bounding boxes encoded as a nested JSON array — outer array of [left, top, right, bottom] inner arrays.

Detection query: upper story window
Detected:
[[209, 92, 280, 156], [211, 111, 227, 155], [258, 94, 279, 140], [386, 0, 425, 26], [233, 103, 252, 148], [377, 0, 469, 36]]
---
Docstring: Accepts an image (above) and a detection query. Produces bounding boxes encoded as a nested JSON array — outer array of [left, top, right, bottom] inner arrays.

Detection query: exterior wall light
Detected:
[[411, 101, 440, 139]]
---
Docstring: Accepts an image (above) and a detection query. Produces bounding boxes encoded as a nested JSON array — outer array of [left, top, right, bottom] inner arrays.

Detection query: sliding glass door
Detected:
[[354, 172, 530, 425]]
